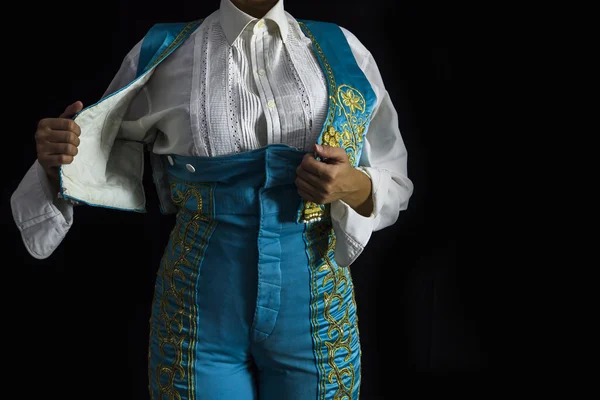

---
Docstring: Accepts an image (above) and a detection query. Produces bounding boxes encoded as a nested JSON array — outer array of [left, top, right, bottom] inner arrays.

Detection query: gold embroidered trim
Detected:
[[307, 220, 358, 399], [297, 22, 371, 224], [149, 182, 215, 400]]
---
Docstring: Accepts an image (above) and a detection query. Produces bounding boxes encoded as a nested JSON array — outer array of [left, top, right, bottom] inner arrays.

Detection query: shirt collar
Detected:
[[220, 0, 289, 45]]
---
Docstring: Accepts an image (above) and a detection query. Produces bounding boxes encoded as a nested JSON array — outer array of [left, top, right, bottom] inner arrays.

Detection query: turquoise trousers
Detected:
[[148, 144, 361, 399]]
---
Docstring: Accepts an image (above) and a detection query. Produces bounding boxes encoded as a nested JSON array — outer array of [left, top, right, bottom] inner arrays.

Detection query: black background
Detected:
[[3, 0, 496, 398]]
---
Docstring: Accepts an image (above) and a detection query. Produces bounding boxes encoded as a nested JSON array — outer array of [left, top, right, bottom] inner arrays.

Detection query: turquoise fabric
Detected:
[[148, 144, 361, 399]]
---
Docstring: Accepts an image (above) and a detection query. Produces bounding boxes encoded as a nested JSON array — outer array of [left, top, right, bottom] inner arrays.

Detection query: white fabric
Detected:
[[60, 73, 153, 210], [11, 0, 414, 265]]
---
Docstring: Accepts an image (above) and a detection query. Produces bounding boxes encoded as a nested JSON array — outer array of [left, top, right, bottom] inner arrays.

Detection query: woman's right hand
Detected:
[[35, 101, 83, 190]]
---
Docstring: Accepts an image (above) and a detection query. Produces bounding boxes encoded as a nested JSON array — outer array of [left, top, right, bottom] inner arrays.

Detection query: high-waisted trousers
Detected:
[[148, 144, 361, 399]]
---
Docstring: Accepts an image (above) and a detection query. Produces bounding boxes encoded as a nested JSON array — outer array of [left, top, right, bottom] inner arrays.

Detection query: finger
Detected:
[[295, 176, 320, 196], [39, 154, 74, 167], [42, 142, 79, 157], [35, 129, 79, 146], [44, 130, 81, 146], [39, 118, 81, 136], [314, 144, 347, 163], [300, 154, 330, 178], [35, 131, 81, 149], [296, 167, 323, 188], [52, 119, 81, 136], [59, 101, 84, 119]]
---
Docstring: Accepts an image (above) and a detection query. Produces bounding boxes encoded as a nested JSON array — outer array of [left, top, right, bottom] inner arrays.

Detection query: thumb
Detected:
[[59, 101, 84, 118], [314, 144, 345, 162]]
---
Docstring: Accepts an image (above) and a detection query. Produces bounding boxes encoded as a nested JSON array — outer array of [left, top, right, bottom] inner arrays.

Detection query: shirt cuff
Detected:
[[330, 166, 385, 267], [11, 160, 74, 259]]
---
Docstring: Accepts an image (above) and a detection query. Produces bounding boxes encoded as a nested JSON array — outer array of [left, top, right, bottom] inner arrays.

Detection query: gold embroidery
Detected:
[[301, 201, 328, 223], [149, 181, 215, 400], [306, 220, 358, 399], [297, 22, 371, 223], [349, 269, 361, 400], [334, 85, 369, 167], [321, 229, 355, 400], [306, 220, 327, 397], [323, 126, 342, 148], [340, 89, 364, 114]]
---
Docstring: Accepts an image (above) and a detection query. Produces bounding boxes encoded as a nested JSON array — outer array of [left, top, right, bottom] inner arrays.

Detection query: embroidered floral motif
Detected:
[[297, 23, 372, 224], [340, 89, 364, 114]]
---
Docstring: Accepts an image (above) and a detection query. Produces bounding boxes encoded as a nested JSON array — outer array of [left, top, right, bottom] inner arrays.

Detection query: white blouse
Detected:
[[10, 0, 413, 266]]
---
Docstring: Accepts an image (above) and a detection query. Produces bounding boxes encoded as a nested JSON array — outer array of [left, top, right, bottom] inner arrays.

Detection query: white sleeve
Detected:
[[11, 160, 74, 259], [331, 27, 414, 267], [11, 41, 144, 259]]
